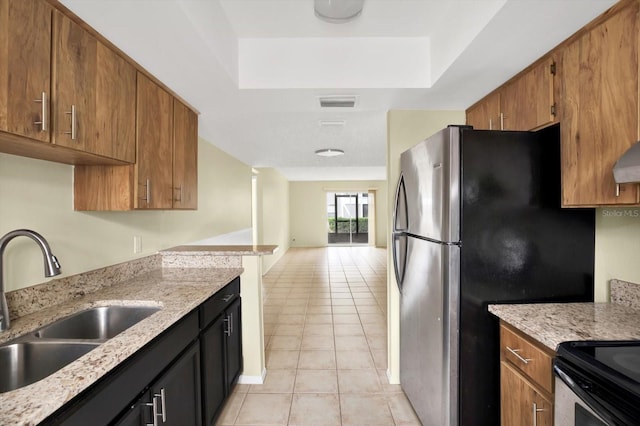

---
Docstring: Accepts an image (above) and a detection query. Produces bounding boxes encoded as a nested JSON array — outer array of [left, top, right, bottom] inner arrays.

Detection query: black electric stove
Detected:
[[554, 341, 640, 425]]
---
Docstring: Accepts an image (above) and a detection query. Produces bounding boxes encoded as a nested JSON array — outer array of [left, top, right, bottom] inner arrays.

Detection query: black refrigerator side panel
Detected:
[[458, 125, 595, 426]]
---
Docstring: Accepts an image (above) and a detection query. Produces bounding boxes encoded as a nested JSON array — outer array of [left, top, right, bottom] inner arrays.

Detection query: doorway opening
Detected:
[[327, 192, 369, 245]]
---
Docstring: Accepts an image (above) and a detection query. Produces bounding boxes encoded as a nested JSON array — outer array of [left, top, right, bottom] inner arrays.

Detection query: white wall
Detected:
[[0, 138, 252, 292], [386, 110, 466, 383], [289, 180, 388, 248], [256, 168, 290, 273]]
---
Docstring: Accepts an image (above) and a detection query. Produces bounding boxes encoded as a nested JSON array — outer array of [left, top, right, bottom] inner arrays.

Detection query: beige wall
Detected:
[[386, 110, 466, 383], [289, 180, 388, 248], [0, 138, 252, 292], [256, 168, 290, 272], [594, 207, 640, 301]]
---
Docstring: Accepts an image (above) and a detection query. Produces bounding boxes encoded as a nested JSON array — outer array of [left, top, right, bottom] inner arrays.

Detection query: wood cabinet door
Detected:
[[466, 91, 501, 130], [501, 57, 555, 131], [501, 361, 552, 426], [560, 3, 639, 206], [0, 0, 51, 142], [136, 73, 173, 209], [173, 99, 198, 209], [94, 42, 136, 162], [53, 12, 136, 162], [53, 11, 94, 152]]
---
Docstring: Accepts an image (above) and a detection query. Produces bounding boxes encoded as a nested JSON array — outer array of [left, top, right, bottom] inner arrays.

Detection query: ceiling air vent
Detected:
[[318, 96, 358, 108]]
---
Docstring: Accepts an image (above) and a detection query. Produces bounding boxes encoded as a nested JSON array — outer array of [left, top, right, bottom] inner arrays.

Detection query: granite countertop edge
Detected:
[[162, 244, 278, 256], [488, 302, 640, 352], [0, 266, 243, 425]]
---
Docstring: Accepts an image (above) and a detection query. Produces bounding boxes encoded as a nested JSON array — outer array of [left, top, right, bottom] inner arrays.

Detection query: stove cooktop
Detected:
[[555, 340, 640, 424]]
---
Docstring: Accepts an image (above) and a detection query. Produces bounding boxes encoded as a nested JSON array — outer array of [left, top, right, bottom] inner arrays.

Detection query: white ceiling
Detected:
[[60, 0, 617, 181]]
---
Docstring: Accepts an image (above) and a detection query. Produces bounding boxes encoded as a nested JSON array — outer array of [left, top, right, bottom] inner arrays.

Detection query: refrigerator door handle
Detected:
[[393, 173, 408, 232], [392, 232, 407, 291]]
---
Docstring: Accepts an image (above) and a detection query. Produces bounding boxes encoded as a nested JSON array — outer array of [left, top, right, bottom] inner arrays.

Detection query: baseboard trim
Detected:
[[238, 368, 267, 384]]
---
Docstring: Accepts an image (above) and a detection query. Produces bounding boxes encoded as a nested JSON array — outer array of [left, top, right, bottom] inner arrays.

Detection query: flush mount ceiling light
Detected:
[[318, 95, 358, 108], [318, 120, 346, 127], [315, 148, 345, 157], [314, 0, 365, 24]]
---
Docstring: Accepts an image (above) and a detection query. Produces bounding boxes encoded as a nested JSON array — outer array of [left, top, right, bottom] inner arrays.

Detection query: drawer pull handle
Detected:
[[506, 346, 532, 364], [222, 294, 234, 303], [532, 402, 545, 426]]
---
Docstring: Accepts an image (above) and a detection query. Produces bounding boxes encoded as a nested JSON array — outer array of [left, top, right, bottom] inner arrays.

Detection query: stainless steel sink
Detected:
[[33, 305, 161, 340], [0, 304, 161, 393], [0, 341, 99, 393]]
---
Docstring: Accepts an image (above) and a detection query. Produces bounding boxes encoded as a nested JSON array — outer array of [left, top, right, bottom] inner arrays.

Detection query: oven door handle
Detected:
[[554, 362, 618, 425]]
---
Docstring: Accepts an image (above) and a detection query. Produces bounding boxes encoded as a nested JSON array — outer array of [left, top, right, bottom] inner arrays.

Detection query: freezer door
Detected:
[[400, 127, 460, 243], [400, 236, 459, 426]]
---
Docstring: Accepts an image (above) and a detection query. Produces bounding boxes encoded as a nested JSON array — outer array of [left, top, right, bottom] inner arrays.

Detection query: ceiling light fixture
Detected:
[[314, 0, 365, 24], [318, 120, 346, 127], [315, 149, 345, 157], [318, 95, 358, 108]]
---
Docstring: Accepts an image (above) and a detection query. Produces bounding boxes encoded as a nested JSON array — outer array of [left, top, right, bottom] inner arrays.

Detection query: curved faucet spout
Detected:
[[0, 229, 62, 331]]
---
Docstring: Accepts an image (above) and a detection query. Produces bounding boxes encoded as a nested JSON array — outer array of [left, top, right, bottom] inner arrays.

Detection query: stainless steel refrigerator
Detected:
[[392, 125, 594, 426]]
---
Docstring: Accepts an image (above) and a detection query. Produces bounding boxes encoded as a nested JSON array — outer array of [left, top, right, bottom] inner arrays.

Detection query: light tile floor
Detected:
[[216, 247, 421, 426]]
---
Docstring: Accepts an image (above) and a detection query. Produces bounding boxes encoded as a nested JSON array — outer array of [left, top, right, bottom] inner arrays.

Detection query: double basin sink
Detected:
[[0, 305, 161, 393]]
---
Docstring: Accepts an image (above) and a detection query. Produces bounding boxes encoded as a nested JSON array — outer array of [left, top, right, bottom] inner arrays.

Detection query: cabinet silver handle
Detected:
[[532, 402, 544, 426], [506, 346, 532, 364], [140, 179, 151, 205], [500, 112, 505, 130], [222, 294, 234, 303], [64, 105, 76, 140], [224, 314, 232, 336], [173, 185, 183, 202], [616, 183, 620, 197], [144, 396, 159, 426], [154, 388, 167, 422], [489, 118, 493, 130], [229, 312, 234, 335], [33, 92, 48, 131]]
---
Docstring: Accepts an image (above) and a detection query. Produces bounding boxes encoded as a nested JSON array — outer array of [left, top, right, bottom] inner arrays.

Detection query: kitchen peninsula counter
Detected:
[[489, 302, 640, 352], [0, 264, 242, 425]]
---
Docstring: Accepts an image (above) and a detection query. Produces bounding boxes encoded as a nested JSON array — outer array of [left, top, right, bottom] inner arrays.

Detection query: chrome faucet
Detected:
[[0, 230, 61, 331]]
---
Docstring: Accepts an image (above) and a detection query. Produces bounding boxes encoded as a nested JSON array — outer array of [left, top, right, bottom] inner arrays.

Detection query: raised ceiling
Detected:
[[60, 0, 617, 181]]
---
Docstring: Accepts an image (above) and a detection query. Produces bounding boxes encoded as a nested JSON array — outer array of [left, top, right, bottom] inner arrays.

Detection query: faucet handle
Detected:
[[51, 255, 61, 270]]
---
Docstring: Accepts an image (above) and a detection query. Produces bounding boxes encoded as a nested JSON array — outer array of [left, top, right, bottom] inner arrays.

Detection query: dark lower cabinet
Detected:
[[201, 315, 226, 425], [115, 342, 201, 426], [200, 278, 243, 426], [225, 298, 242, 391], [42, 277, 241, 426]]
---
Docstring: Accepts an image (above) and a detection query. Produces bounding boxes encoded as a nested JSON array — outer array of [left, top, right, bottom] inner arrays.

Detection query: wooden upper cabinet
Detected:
[[0, 0, 51, 143], [466, 91, 501, 130], [501, 57, 556, 131], [74, 81, 198, 212], [559, 1, 639, 206], [173, 99, 198, 210], [136, 73, 174, 209], [467, 57, 555, 132], [53, 11, 135, 162]]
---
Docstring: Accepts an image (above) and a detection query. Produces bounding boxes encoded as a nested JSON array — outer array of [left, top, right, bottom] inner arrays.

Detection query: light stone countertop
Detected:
[[162, 244, 278, 256], [0, 267, 242, 426], [488, 302, 640, 352]]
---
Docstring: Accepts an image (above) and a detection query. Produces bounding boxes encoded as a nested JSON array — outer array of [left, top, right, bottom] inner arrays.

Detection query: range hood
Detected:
[[613, 142, 640, 183]]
